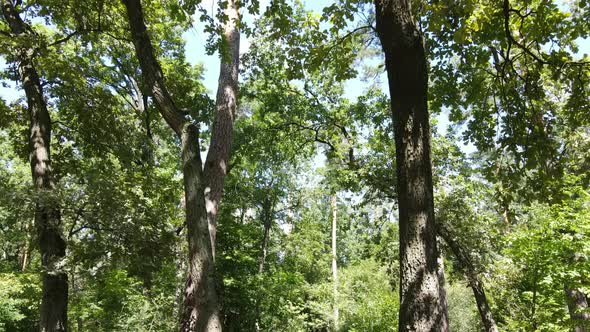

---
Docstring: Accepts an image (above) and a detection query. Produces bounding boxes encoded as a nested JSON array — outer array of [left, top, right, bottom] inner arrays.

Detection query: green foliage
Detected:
[[0, 273, 41, 331], [446, 281, 480, 332], [490, 185, 590, 331], [1, 0, 590, 331]]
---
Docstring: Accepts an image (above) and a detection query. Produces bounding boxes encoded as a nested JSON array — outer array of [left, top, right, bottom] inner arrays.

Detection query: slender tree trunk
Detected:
[[121, 0, 221, 330], [204, 0, 241, 258], [19, 219, 32, 271], [331, 195, 339, 331], [437, 224, 499, 332], [258, 199, 272, 274], [436, 251, 448, 320], [374, 0, 448, 330], [2, 2, 68, 331], [565, 286, 590, 332]]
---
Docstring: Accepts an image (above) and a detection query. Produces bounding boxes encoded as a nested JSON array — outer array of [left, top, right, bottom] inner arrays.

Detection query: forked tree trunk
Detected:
[[437, 224, 499, 332], [121, 0, 221, 330], [374, 0, 449, 330], [2, 1, 68, 331]]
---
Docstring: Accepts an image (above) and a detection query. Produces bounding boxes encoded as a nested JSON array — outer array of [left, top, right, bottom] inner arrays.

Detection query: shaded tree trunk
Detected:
[[565, 286, 590, 332], [258, 198, 273, 274], [437, 224, 499, 332], [204, 0, 241, 258], [121, 0, 221, 330], [2, 1, 68, 330], [374, 0, 448, 330], [437, 250, 448, 320]]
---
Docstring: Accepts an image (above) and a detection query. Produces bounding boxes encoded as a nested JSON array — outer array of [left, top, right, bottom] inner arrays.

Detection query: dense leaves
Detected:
[[1, 0, 589, 331]]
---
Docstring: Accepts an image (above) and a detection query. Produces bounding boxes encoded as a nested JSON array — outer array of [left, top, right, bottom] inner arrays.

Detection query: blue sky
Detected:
[[183, 0, 332, 97]]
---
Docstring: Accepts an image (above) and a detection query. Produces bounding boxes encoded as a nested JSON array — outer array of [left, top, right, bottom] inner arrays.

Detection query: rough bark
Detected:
[[121, 0, 221, 330], [2, 1, 68, 331], [436, 250, 448, 322], [373, 0, 448, 330], [331, 195, 339, 330], [565, 286, 590, 332], [204, 0, 241, 258], [437, 224, 499, 332]]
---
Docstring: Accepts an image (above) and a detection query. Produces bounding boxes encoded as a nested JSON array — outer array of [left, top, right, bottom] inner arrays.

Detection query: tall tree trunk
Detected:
[[565, 286, 590, 332], [121, 0, 221, 330], [19, 219, 32, 271], [437, 224, 499, 332], [436, 250, 448, 321], [258, 198, 272, 274], [2, 2, 68, 331], [204, 0, 241, 258], [331, 195, 339, 331], [373, 0, 448, 330]]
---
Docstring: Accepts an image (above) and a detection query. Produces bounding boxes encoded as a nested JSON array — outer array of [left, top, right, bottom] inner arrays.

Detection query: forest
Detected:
[[0, 0, 589, 331]]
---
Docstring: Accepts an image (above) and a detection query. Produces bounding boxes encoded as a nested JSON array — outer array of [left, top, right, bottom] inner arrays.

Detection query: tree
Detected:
[[120, 0, 240, 329], [373, 0, 449, 330], [1, 1, 68, 330]]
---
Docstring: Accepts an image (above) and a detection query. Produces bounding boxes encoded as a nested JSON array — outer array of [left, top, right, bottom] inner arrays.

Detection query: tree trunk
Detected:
[[2, 2, 68, 331], [121, 0, 221, 330], [373, 0, 448, 330], [258, 221, 270, 274], [437, 251, 448, 321], [565, 286, 590, 332], [258, 198, 272, 274], [204, 0, 241, 259], [331, 195, 339, 331], [437, 224, 499, 332], [180, 127, 221, 331]]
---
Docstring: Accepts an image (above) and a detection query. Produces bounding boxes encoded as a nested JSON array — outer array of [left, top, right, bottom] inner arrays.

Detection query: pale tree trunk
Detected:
[[19, 219, 32, 271], [331, 195, 339, 331], [121, 0, 221, 330], [437, 224, 499, 332], [374, 0, 449, 330], [565, 286, 590, 332], [2, 1, 68, 330], [204, 0, 241, 259]]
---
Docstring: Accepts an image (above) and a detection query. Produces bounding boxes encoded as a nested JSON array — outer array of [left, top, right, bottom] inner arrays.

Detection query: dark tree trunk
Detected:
[[437, 224, 499, 332], [2, 1, 68, 331], [204, 0, 240, 258], [121, 0, 221, 330], [374, 0, 448, 330], [258, 218, 271, 274], [565, 286, 590, 332], [258, 211, 271, 274], [258, 195, 276, 274]]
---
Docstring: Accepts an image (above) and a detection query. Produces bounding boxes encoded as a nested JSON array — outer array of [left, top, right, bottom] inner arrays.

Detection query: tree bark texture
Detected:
[[437, 225, 499, 332], [373, 0, 449, 330], [121, 0, 221, 330], [2, 1, 68, 331], [204, 0, 241, 258], [565, 287, 590, 332]]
